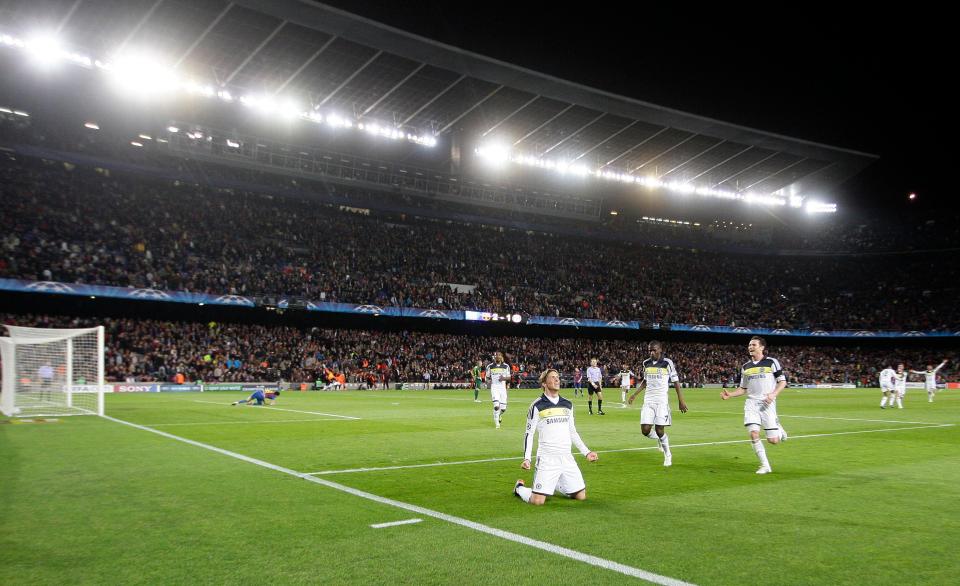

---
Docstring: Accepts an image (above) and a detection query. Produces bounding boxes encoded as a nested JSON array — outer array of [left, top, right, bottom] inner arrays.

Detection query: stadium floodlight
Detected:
[[278, 99, 301, 118], [226, 139, 240, 148], [24, 34, 63, 68], [138, 134, 152, 140], [182, 80, 215, 98], [83, 122, 100, 130], [0, 107, 11, 114], [0, 31, 450, 150], [107, 54, 177, 97], [1, 34, 25, 48], [12, 110, 29, 117], [130, 141, 143, 147], [476, 143, 511, 167], [805, 200, 837, 213], [789, 194, 803, 208], [167, 125, 179, 133]]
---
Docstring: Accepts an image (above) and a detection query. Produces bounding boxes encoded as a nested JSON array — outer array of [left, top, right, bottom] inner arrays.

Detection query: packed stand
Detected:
[[3, 314, 956, 387], [3, 154, 960, 331]]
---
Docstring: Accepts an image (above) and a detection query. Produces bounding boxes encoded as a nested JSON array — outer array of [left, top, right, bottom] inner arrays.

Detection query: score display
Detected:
[[464, 311, 524, 323]]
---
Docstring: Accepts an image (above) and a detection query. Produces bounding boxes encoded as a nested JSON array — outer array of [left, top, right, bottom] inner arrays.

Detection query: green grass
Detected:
[[2, 387, 959, 585]]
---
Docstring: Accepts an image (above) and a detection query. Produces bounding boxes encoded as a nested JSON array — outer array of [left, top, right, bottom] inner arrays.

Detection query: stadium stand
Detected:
[[3, 313, 956, 387]]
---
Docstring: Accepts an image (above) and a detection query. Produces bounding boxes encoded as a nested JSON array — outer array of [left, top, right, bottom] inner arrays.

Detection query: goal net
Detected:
[[1, 325, 105, 417]]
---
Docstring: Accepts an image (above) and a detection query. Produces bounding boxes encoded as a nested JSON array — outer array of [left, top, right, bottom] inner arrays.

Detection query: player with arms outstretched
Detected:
[[910, 360, 947, 403]]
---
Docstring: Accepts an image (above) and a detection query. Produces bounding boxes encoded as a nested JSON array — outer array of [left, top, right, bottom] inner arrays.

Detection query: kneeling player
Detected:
[[513, 369, 598, 505]]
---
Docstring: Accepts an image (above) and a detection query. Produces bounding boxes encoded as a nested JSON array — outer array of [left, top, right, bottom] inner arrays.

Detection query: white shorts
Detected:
[[925, 384, 937, 392], [640, 402, 672, 426], [490, 387, 507, 406], [744, 398, 780, 437], [895, 387, 906, 397], [881, 385, 894, 393], [532, 453, 585, 496]]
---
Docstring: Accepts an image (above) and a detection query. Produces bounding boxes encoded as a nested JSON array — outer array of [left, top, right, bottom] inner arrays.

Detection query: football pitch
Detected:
[[2, 387, 958, 585]]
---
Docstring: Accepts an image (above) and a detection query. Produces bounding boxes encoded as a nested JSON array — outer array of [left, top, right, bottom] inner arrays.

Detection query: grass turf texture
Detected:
[[2, 387, 958, 585]]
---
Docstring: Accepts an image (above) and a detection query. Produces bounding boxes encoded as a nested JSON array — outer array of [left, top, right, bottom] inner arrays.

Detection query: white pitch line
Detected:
[[309, 456, 519, 476], [371, 518, 422, 529], [694, 409, 946, 426], [146, 418, 353, 427], [101, 415, 693, 586], [305, 423, 956, 475], [192, 400, 360, 420]]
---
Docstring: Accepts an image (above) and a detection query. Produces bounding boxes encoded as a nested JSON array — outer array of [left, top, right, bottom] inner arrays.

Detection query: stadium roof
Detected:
[[1, 0, 878, 199]]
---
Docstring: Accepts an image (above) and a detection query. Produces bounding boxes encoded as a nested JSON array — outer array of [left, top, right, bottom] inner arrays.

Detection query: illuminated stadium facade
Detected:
[[0, 0, 875, 219]]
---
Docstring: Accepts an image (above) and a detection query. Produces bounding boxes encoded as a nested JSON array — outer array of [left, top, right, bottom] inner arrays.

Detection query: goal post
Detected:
[[1, 325, 105, 417]]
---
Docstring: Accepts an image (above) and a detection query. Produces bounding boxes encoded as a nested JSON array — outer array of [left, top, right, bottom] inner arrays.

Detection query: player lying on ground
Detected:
[[231, 388, 280, 406]]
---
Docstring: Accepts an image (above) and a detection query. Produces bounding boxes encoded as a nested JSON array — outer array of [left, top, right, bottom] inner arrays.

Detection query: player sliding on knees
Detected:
[[513, 369, 598, 505], [628, 340, 687, 467], [231, 387, 280, 406], [721, 336, 788, 475]]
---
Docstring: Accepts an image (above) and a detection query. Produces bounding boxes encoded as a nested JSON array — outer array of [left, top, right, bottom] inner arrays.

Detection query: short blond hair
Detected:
[[539, 369, 559, 385]]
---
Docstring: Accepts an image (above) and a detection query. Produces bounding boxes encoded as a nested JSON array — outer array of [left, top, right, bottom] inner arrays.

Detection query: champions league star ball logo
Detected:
[[557, 317, 581, 326], [213, 295, 253, 306], [355, 305, 385, 314], [902, 331, 927, 337], [810, 330, 829, 336], [605, 320, 630, 328], [25, 281, 76, 293], [418, 309, 449, 318], [772, 329, 791, 335], [852, 331, 876, 337], [128, 288, 172, 300], [732, 327, 752, 333], [691, 325, 712, 332]]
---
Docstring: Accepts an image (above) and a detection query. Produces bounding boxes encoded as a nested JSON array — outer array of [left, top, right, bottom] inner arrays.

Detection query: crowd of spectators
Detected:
[[4, 313, 957, 387], [2, 154, 959, 332]]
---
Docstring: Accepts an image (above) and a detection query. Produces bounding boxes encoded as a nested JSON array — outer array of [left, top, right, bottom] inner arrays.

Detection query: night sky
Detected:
[[321, 2, 949, 215]]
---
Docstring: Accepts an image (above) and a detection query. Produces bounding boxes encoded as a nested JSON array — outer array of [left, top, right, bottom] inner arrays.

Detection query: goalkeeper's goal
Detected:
[[1, 325, 105, 417]]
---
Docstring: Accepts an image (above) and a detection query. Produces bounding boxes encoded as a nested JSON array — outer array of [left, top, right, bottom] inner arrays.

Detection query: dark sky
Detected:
[[321, 1, 950, 213]]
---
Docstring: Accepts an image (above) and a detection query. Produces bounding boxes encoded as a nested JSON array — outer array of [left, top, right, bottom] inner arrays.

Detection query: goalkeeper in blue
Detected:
[[231, 387, 280, 406], [513, 369, 598, 505]]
